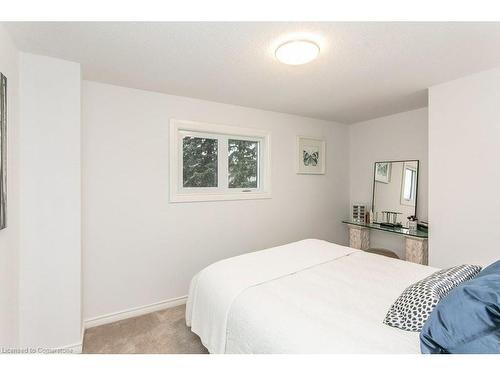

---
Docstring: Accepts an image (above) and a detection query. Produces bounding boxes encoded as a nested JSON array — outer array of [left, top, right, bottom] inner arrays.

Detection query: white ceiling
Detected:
[[5, 22, 500, 123]]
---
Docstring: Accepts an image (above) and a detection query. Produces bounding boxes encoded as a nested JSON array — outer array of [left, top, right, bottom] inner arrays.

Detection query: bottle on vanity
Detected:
[[407, 215, 418, 231]]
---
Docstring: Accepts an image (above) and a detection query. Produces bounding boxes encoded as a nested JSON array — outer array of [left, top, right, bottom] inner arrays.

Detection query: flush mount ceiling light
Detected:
[[275, 40, 320, 65]]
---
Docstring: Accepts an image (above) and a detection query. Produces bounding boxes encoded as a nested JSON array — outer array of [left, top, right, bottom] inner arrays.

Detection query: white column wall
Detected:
[[18, 53, 82, 349]]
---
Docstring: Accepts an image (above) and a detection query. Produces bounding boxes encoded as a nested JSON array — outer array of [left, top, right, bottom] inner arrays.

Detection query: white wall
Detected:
[[429, 68, 500, 268], [349, 108, 428, 258], [0, 24, 20, 348], [82, 81, 350, 321], [18, 53, 82, 349]]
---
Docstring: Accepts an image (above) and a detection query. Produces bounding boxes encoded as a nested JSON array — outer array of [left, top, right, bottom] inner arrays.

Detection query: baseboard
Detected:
[[63, 339, 83, 354], [84, 295, 188, 329], [53, 326, 84, 354]]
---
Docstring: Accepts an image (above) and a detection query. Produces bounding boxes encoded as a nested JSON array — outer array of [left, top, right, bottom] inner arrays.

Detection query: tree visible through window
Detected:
[[228, 139, 258, 189], [183, 136, 218, 187]]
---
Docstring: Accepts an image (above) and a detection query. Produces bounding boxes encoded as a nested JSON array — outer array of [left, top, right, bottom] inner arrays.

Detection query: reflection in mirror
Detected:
[[372, 160, 419, 228]]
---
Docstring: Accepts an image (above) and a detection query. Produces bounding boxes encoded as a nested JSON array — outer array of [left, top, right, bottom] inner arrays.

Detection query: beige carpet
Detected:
[[83, 304, 208, 354]]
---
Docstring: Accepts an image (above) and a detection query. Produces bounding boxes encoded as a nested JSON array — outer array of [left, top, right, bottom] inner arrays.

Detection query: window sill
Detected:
[[169, 191, 272, 203]]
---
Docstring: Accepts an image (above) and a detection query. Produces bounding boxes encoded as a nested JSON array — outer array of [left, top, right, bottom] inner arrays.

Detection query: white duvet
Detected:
[[186, 239, 437, 354]]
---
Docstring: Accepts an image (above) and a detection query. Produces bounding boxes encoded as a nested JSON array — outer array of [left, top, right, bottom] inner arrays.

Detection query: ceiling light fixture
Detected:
[[275, 40, 320, 66]]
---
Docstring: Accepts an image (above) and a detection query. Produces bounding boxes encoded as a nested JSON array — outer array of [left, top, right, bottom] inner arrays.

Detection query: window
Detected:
[[403, 168, 415, 201], [170, 119, 271, 202], [400, 163, 417, 206]]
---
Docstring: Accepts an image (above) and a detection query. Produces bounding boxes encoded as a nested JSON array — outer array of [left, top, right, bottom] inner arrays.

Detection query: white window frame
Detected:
[[400, 162, 418, 207], [169, 119, 271, 203]]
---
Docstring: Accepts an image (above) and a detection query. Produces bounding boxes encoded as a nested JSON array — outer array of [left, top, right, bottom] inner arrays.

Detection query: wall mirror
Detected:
[[372, 160, 419, 227]]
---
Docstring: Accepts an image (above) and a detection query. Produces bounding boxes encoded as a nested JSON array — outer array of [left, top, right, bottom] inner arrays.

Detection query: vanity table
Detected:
[[347, 159, 428, 265]]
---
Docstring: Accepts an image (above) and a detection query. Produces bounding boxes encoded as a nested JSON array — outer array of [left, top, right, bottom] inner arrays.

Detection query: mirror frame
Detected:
[[0, 73, 6, 230], [371, 159, 420, 222]]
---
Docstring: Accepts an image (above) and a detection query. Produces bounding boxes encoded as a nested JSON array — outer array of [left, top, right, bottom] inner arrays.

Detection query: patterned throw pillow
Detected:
[[383, 265, 482, 332]]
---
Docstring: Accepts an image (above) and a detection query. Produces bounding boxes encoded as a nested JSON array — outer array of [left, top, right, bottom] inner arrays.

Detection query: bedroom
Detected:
[[0, 1, 499, 373]]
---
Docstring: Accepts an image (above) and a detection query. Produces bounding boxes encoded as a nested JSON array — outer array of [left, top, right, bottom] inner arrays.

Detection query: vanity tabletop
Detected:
[[342, 220, 428, 239]]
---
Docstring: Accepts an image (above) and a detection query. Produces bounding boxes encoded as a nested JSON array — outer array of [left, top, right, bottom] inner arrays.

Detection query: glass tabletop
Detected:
[[342, 220, 428, 239]]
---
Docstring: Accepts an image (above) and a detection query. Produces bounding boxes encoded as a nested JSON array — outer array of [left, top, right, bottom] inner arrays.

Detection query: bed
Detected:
[[186, 239, 438, 354]]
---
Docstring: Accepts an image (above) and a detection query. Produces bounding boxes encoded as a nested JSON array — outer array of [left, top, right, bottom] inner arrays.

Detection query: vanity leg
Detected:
[[405, 237, 428, 265], [347, 225, 370, 250]]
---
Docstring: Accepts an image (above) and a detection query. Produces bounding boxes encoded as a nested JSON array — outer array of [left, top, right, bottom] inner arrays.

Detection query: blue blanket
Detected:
[[420, 260, 500, 354]]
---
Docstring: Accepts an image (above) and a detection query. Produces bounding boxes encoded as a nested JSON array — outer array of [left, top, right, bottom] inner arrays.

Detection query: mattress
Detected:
[[186, 239, 437, 354]]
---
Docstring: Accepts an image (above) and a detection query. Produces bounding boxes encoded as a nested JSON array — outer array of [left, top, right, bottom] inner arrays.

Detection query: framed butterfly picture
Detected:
[[296, 136, 326, 174]]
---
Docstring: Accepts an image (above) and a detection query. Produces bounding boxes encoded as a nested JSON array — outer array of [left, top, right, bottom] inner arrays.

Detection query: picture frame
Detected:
[[374, 162, 391, 183], [0, 73, 6, 230], [296, 136, 326, 175]]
